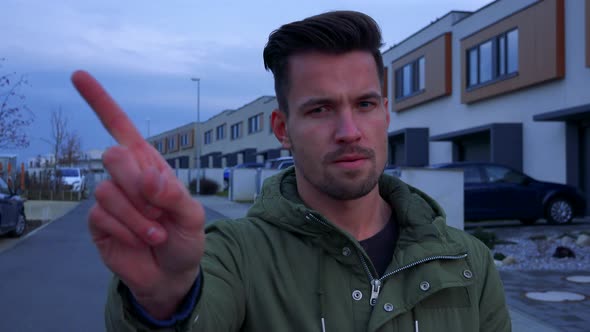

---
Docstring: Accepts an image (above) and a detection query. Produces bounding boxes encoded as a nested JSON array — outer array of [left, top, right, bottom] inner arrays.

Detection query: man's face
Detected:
[[272, 51, 390, 200]]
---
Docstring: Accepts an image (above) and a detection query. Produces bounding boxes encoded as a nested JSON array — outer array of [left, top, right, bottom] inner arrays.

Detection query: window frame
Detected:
[[216, 124, 226, 140], [204, 130, 212, 145], [466, 28, 519, 90], [230, 122, 242, 140], [248, 113, 263, 134], [394, 56, 426, 101], [167, 136, 176, 151]]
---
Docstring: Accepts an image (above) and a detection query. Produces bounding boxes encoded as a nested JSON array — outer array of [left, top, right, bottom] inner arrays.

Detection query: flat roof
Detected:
[[534, 103, 590, 122], [430, 123, 520, 141]]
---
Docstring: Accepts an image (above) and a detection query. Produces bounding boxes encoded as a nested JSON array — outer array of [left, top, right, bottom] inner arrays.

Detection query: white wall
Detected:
[[394, 168, 464, 230]]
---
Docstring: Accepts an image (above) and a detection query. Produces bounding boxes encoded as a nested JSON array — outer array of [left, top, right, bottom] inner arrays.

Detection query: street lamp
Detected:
[[191, 77, 201, 195]]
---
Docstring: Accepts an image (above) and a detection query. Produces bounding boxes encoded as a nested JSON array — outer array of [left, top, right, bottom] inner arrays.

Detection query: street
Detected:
[[0, 198, 226, 332]]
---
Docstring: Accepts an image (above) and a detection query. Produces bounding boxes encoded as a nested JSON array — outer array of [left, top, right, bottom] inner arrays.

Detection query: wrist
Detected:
[[131, 268, 201, 320]]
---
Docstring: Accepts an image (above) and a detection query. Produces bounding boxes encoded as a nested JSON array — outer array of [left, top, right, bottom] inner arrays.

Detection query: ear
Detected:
[[383, 97, 390, 127], [271, 109, 291, 149]]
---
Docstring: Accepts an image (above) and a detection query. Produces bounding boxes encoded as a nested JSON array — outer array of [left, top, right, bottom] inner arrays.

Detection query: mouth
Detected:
[[332, 155, 369, 169]]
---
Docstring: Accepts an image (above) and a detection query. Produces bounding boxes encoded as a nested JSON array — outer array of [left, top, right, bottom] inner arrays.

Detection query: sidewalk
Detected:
[[196, 194, 565, 332]]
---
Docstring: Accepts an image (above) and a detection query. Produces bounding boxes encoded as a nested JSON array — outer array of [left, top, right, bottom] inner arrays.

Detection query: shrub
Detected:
[[471, 227, 497, 250], [493, 252, 506, 261], [188, 177, 219, 195]]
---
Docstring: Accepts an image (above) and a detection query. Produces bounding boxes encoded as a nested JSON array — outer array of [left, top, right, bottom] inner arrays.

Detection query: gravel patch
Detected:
[[490, 227, 590, 271]]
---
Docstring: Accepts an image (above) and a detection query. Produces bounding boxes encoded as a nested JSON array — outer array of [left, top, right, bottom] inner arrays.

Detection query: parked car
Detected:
[[430, 162, 586, 225], [264, 156, 294, 170], [223, 162, 265, 189], [56, 167, 86, 192], [0, 177, 27, 237]]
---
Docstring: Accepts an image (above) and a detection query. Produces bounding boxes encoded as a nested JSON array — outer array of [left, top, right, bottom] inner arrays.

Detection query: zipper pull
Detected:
[[369, 279, 382, 306]]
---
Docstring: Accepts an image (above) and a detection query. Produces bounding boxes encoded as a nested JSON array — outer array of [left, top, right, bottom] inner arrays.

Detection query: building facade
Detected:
[[383, 0, 589, 213], [148, 96, 288, 170]]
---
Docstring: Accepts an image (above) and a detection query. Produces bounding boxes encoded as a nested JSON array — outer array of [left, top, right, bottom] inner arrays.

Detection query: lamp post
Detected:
[[191, 77, 201, 195]]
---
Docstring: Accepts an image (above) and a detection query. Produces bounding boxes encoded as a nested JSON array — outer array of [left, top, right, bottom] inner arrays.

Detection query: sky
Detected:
[[1, 0, 493, 162]]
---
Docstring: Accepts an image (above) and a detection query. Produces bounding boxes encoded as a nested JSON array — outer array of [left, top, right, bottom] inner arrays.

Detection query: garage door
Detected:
[[456, 132, 490, 162]]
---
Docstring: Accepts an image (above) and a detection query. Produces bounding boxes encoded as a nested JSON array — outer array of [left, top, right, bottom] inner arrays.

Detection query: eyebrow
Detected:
[[297, 92, 383, 112], [297, 97, 334, 112], [357, 92, 383, 102]]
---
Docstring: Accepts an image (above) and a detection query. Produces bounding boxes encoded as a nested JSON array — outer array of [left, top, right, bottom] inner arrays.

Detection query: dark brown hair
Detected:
[[263, 11, 384, 113]]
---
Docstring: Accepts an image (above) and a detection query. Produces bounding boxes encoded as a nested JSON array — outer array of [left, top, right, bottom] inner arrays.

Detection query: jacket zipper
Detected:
[[306, 212, 468, 306], [357, 249, 468, 306]]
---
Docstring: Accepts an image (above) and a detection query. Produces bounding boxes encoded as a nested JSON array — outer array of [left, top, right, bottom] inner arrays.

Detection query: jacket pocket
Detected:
[[419, 286, 471, 309]]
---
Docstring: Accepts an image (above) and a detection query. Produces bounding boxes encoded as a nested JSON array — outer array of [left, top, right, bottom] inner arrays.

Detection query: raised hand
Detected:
[[72, 71, 205, 319]]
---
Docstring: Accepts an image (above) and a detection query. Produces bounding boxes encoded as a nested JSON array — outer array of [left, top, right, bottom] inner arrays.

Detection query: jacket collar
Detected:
[[247, 167, 466, 263]]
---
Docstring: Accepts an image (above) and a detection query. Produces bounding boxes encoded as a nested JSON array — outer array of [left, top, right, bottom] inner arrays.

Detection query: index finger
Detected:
[[71, 70, 145, 148]]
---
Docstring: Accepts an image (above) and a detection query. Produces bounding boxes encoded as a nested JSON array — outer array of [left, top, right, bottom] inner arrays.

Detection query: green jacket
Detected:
[[106, 169, 511, 331]]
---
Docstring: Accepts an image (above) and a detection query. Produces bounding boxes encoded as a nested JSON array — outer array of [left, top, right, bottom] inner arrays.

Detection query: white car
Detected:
[[56, 167, 86, 192]]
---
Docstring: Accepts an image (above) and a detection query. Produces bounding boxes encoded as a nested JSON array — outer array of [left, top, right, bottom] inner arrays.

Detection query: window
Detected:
[[463, 166, 483, 184], [231, 122, 242, 140], [167, 137, 176, 150], [395, 56, 425, 100], [155, 140, 164, 153], [216, 124, 226, 140], [248, 113, 263, 134], [485, 165, 527, 184], [467, 29, 519, 88], [204, 130, 212, 145], [180, 132, 190, 147]]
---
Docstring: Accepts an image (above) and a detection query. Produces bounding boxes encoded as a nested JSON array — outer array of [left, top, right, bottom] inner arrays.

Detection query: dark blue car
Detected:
[[431, 162, 586, 225]]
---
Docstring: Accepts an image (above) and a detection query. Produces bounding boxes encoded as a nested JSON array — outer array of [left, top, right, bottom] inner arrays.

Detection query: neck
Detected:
[[298, 181, 391, 241]]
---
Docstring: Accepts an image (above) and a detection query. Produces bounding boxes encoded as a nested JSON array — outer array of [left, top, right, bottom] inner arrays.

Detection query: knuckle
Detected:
[[94, 181, 116, 203]]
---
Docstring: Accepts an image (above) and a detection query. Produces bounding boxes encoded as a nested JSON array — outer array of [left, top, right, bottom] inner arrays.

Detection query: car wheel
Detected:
[[545, 198, 573, 225], [9, 212, 27, 237], [519, 218, 537, 225]]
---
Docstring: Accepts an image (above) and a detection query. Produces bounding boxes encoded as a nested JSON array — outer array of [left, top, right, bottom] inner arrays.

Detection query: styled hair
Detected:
[[263, 11, 384, 113]]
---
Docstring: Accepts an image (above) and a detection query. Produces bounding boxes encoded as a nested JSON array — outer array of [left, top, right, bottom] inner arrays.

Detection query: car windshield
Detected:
[[57, 168, 79, 177], [485, 166, 527, 184]]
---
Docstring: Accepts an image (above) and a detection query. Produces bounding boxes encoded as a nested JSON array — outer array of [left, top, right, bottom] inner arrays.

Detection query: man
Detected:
[[73, 11, 511, 332]]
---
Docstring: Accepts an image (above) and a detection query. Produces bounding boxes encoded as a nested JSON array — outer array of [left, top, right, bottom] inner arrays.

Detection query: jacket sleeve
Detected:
[[475, 243, 512, 332], [103, 220, 247, 331]]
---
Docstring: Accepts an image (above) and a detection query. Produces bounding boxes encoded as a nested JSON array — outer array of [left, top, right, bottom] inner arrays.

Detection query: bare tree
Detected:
[[61, 131, 82, 166], [49, 107, 68, 168], [0, 58, 34, 149]]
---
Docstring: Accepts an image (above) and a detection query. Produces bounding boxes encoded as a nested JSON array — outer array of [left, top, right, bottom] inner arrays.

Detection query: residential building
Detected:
[[382, 0, 589, 213], [148, 96, 288, 169], [149, 122, 197, 169]]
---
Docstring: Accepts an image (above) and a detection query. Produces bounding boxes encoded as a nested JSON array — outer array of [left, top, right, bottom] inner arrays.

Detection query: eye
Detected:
[[308, 106, 329, 115], [359, 100, 377, 111]]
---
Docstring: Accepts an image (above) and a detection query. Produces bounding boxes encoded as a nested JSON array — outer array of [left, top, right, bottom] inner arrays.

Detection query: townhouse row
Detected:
[[149, 0, 590, 213]]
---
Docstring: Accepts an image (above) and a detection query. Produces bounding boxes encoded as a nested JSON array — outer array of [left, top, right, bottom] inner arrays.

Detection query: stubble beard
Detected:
[[317, 165, 380, 200], [293, 141, 383, 201]]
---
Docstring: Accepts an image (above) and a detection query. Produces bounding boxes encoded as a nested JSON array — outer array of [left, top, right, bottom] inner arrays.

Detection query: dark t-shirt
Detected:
[[359, 216, 398, 277]]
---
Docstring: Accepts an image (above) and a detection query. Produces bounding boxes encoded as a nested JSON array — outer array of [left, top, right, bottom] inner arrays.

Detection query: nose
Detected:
[[334, 111, 361, 143]]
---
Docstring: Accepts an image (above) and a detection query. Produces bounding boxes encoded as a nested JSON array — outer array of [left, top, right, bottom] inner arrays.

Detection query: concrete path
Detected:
[[0, 197, 225, 332]]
